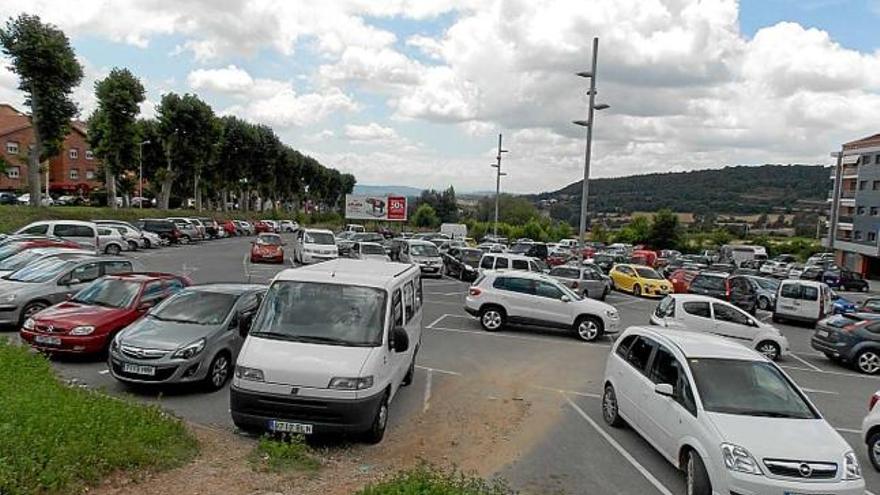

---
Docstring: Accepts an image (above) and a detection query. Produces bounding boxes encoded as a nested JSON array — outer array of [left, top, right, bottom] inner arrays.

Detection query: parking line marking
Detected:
[[423, 368, 433, 412], [835, 427, 861, 434], [789, 353, 823, 372], [531, 385, 601, 398], [98, 369, 109, 375], [426, 315, 449, 329], [866, 489, 876, 495], [800, 387, 838, 395], [779, 364, 870, 379], [563, 393, 674, 495], [416, 365, 461, 376], [429, 326, 611, 347], [241, 252, 251, 282], [425, 292, 463, 296]]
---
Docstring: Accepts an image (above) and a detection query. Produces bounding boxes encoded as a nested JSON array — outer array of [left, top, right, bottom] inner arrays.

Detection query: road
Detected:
[[6, 235, 880, 495]]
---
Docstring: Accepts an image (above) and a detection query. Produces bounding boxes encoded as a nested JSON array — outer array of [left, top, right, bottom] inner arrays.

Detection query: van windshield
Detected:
[[250, 281, 386, 346], [305, 232, 335, 245]]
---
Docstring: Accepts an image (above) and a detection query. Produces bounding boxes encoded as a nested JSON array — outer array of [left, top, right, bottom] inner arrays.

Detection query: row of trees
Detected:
[[0, 14, 355, 210]]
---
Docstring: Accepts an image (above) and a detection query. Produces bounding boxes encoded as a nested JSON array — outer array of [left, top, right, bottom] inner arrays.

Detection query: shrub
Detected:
[[356, 464, 512, 495]]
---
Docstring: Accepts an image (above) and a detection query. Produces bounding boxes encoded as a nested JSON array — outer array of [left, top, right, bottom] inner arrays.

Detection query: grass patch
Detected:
[[249, 435, 321, 473], [0, 341, 198, 495], [356, 464, 513, 495]]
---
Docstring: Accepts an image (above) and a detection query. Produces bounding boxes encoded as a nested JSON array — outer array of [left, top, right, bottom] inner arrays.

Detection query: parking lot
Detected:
[[11, 234, 880, 495]]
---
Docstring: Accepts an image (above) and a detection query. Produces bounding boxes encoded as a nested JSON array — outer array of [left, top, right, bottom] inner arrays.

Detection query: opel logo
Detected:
[[798, 463, 812, 478], [290, 387, 299, 396]]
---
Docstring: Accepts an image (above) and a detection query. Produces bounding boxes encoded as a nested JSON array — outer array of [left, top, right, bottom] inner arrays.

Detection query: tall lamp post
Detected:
[[491, 133, 508, 238], [573, 37, 609, 266], [138, 140, 150, 209]]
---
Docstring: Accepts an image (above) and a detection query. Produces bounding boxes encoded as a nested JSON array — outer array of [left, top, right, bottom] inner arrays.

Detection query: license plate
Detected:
[[816, 330, 829, 338], [34, 335, 61, 345], [268, 420, 313, 434], [122, 363, 156, 376]]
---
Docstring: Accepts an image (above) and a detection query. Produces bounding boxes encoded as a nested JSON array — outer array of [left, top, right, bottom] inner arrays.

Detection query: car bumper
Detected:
[[721, 469, 864, 495], [418, 265, 442, 277], [603, 317, 621, 334], [810, 335, 854, 360], [230, 384, 384, 434], [0, 304, 21, 326], [19, 329, 108, 354], [302, 253, 337, 264], [642, 286, 672, 297], [108, 351, 208, 384]]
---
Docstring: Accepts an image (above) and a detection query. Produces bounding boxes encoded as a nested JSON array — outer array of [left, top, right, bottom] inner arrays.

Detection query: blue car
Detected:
[[832, 292, 858, 314]]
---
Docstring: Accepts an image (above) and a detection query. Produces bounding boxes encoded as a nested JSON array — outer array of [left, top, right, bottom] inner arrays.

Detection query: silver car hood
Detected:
[[119, 315, 222, 351]]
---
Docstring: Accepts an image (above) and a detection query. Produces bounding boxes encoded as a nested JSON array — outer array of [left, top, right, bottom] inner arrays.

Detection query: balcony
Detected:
[[838, 215, 854, 224], [841, 190, 857, 199], [841, 166, 859, 178]]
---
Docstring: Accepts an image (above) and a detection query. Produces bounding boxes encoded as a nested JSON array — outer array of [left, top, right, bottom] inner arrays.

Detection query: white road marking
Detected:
[[241, 252, 250, 282], [416, 365, 461, 376], [98, 369, 110, 375], [779, 364, 871, 379], [531, 385, 601, 398], [563, 393, 674, 495], [423, 368, 433, 413], [425, 291, 464, 297], [800, 387, 838, 395], [789, 353, 823, 372], [429, 325, 611, 347], [865, 489, 876, 495], [426, 315, 449, 329], [835, 427, 862, 434]]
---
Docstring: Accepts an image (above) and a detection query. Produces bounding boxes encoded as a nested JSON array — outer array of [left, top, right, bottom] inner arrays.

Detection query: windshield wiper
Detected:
[[249, 331, 302, 341], [734, 410, 805, 418]]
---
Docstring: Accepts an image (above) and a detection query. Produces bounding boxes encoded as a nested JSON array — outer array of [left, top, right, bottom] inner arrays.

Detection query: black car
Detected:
[[811, 313, 880, 374], [443, 247, 483, 281], [137, 219, 181, 244], [823, 269, 870, 292], [687, 272, 758, 313], [0, 192, 17, 205], [593, 253, 627, 274], [509, 242, 548, 260]]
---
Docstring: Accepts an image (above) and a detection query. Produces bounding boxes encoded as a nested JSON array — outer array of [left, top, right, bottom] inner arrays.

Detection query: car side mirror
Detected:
[[238, 313, 253, 337], [561, 295, 571, 303], [67, 278, 81, 286], [654, 383, 674, 397], [137, 300, 155, 312], [391, 326, 409, 353], [65, 293, 73, 300]]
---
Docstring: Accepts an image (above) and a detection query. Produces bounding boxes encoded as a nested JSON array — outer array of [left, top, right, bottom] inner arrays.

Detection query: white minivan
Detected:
[[15, 220, 99, 251], [293, 228, 338, 264], [230, 259, 422, 443], [773, 280, 833, 326]]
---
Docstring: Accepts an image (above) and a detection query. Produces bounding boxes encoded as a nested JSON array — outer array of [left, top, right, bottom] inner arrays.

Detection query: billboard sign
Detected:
[[345, 195, 408, 221]]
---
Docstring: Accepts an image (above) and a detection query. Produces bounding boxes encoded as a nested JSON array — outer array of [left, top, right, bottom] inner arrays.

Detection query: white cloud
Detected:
[[344, 123, 400, 142], [225, 87, 358, 128], [187, 65, 254, 93]]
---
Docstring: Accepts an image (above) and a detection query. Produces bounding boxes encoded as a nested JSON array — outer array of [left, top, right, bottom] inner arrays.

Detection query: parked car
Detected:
[[688, 272, 758, 314], [860, 298, 880, 313], [96, 226, 129, 255], [196, 217, 220, 238], [95, 221, 146, 250], [110, 283, 264, 389], [293, 228, 338, 265], [667, 268, 698, 294], [650, 294, 789, 360], [0, 237, 81, 263], [138, 219, 184, 244], [464, 270, 619, 342], [609, 263, 672, 297], [773, 280, 833, 326], [344, 224, 366, 233], [17, 193, 54, 206], [250, 233, 285, 264], [788, 263, 805, 279], [477, 252, 544, 275], [592, 252, 627, 274], [167, 217, 204, 241], [824, 269, 870, 292], [602, 326, 864, 495], [340, 232, 385, 256], [254, 220, 278, 234], [221, 219, 238, 237], [15, 220, 100, 250], [278, 220, 298, 233], [760, 260, 790, 278], [630, 249, 658, 268], [812, 314, 880, 374], [548, 264, 611, 300], [832, 291, 858, 314], [742, 275, 779, 311], [442, 247, 483, 282], [0, 256, 132, 328], [0, 247, 93, 278], [0, 191, 17, 204], [234, 220, 254, 236], [800, 265, 825, 281], [20, 272, 189, 356], [508, 242, 549, 260], [349, 242, 390, 262], [398, 240, 444, 278], [231, 260, 422, 442], [862, 391, 880, 470]]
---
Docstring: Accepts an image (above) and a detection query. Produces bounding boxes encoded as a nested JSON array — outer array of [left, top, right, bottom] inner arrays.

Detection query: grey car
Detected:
[[109, 284, 265, 390], [743, 275, 780, 311], [399, 240, 444, 278], [0, 256, 133, 327], [548, 264, 611, 300]]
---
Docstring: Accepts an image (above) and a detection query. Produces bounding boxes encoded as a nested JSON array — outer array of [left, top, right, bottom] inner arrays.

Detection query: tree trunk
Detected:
[[222, 190, 229, 212], [194, 169, 202, 211], [159, 147, 173, 210], [107, 173, 117, 209], [28, 89, 42, 207]]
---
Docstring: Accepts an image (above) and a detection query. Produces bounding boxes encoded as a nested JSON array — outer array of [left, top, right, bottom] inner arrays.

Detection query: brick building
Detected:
[[0, 104, 102, 195]]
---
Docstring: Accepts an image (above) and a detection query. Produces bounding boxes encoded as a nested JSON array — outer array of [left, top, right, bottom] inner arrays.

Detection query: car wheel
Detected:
[[868, 432, 880, 471], [757, 296, 771, 311], [127, 240, 138, 251], [180, 235, 190, 245], [686, 450, 712, 495], [600, 288, 608, 301], [771, 313, 782, 324], [363, 393, 389, 444], [204, 352, 231, 391], [20, 301, 48, 326], [574, 315, 603, 342], [856, 350, 880, 375], [105, 244, 121, 256], [632, 284, 642, 297], [479, 306, 506, 332], [756, 340, 781, 361], [863, 285, 870, 293], [602, 384, 624, 427], [143, 238, 151, 249]]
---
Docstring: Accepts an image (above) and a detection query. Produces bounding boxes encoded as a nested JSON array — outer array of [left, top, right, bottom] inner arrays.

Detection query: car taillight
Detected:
[[870, 392, 880, 412], [572, 281, 579, 288], [469, 287, 482, 297], [725, 279, 731, 298]]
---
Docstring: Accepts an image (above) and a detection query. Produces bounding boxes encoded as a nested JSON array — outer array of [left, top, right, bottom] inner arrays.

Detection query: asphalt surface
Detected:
[[6, 235, 880, 495]]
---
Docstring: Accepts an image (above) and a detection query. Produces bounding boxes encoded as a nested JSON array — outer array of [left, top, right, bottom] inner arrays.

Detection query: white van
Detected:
[[230, 259, 422, 443], [772, 279, 833, 325], [478, 253, 545, 274], [440, 223, 467, 240], [720, 244, 768, 266], [293, 228, 338, 264], [15, 220, 98, 251]]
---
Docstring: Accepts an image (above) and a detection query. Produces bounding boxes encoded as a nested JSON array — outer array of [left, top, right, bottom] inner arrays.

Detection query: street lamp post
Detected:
[[491, 133, 508, 238], [573, 37, 609, 267], [138, 140, 150, 209]]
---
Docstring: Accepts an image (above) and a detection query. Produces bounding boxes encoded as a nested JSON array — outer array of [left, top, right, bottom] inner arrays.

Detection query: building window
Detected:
[[69, 148, 78, 159], [69, 168, 79, 180], [858, 206, 866, 215], [855, 231, 863, 240], [876, 155, 880, 165], [874, 181, 880, 191], [86, 170, 96, 180], [871, 232, 877, 242], [873, 207, 880, 216], [5, 141, 18, 154], [6, 166, 19, 179], [859, 180, 867, 190], [85, 149, 94, 160], [865, 155, 873, 165]]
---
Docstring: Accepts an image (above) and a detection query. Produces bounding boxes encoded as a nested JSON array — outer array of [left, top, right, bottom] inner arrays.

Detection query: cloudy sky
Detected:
[[1, 0, 879, 193]]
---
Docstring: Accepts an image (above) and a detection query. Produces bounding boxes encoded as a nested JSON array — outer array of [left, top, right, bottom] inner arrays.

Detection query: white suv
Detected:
[[861, 390, 880, 471], [464, 271, 619, 341], [602, 327, 863, 495]]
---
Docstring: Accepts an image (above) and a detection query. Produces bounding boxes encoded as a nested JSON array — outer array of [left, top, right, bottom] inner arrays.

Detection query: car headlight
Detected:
[[70, 325, 95, 336], [234, 365, 264, 382], [171, 338, 205, 359], [328, 376, 374, 390], [23, 317, 34, 330], [464, 264, 474, 271], [843, 451, 862, 480], [0, 293, 15, 303], [605, 309, 619, 319], [110, 334, 121, 351], [721, 443, 762, 475]]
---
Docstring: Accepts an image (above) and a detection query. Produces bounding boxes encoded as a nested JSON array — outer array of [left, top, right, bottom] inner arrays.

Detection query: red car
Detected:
[[221, 219, 237, 236], [546, 253, 570, 266], [668, 268, 698, 293], [0, 238, 81, 262], [250, 233, 285, 264], [19, 272, 190, 355], [631, 249, 658, 267], [254, 220, 276, 234]]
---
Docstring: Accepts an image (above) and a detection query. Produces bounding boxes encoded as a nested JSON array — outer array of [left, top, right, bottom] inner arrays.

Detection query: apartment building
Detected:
[[0, 104, 101, 195], [826, 133, 880, 278]]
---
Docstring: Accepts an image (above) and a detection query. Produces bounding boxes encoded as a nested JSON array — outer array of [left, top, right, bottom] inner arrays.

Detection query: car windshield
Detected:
[[753, 277, 779, 291], [509, 243, 532, 254], [305, 232, 335, 245], [461, 250, 482, 264], [5, 258, 74, 283], [0, 250, 50, 271], [689, 358, 818, 419], [72, 278, 142, 308], [635, 267, 663, 279], [361, 244, 386, 255], [150, 290, 238, 325], [411, 244, 439, 257], [250, 281, 386, 347], [258, 235, 282, 245], [0, 244, 24, 262]]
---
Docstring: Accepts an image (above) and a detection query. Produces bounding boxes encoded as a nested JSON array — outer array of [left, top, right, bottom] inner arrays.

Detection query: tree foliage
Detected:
[[412, 203, 439, 228], [646, 209, 682, 249], [476, 194, 540, 225]]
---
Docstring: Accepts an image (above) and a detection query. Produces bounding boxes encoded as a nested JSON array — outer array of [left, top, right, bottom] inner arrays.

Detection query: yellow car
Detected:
[[609, 263, 672, 297]]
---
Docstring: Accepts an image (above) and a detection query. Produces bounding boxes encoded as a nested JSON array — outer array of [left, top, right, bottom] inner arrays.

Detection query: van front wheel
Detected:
[[363, 393, 389, 444]]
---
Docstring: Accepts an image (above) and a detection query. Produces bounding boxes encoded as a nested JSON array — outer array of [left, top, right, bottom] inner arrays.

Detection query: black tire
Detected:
[[756, 340, 781, 361], [479, 306, 506, 332], [20, 301, 48, 326], [632, 284, 642, 297], [868, 432, 880, 472], [863, 285, 870, 293], [363, 393, 389, 444], [771, 313, 782, 324], [204, 352, 231, 391], [685, 450, 712, 495], [757, 296, 771, 311], [855, 349, 880, 375], [602, 384, 624, 427], [574, 315, 603, 342], [823, 352, 841, 363], [180, 235, 191, 245], [600, 288, 608, 301], [105, 244, 121, 256], [143, 238, 151, 249], [127, 240, 138, 251]]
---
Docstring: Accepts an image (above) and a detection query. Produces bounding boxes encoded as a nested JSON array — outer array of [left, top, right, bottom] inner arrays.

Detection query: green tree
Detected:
[[710, 228, 733, 247], [521, 219, 546, 242], [616, 216, 652, 244], [0, 14, 83, 206], [647, 209, 682, 249], [411, 203, 439, 228], [87, 68, 145, 209], [590, 222, 610, 244]]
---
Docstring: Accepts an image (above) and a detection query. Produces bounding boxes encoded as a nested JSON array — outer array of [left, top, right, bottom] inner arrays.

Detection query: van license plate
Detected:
[[122, 363, 156, 376], [269, 421, 313, 434], [816, 330, 829, 338], [34, 335, 61, 345]]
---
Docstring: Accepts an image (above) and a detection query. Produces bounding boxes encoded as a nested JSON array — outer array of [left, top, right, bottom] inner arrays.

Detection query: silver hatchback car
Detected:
[[109, 284, 265, 390]]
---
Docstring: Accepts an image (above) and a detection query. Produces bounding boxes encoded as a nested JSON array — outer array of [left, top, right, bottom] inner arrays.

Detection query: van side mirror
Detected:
[[561, 295, 571, 303], [654, 383, 674, 397], [238, 313, 253, 337], [391, 326, 409, 353]]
